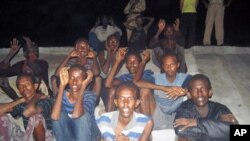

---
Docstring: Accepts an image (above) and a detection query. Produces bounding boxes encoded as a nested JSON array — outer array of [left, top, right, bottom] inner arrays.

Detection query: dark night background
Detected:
[[0, 0, 249, 48]]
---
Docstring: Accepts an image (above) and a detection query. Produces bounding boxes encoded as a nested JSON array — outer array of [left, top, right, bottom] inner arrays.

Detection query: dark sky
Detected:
[[0, 0, 249, 47]]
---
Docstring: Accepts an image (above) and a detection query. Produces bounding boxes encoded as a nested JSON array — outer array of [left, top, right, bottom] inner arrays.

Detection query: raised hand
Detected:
[[69, 50, 80, 58], [173, 18, 180, 31], [22, 36, 32, 43], [86, 50, 96, 59], [158, 19, 166, 32], [59, 67, 69, 87], [82, 70, 94, 86], [116, 47, 127, 62], [141, 50, 150, 63], [9, 38, 21, 54]]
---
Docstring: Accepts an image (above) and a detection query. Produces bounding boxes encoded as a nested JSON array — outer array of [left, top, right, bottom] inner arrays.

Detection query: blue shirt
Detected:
[[62, 90, 96, 116], [153, 73, 190, 114], [119, 70, 155, 83]]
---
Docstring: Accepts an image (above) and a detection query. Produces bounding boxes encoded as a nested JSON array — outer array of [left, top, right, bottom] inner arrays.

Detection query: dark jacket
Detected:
[[174, 100, 234, 141]]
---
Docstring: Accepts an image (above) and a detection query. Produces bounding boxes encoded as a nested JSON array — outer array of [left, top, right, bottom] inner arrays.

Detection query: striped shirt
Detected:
[[119, 70, 155, 83], [96, 111, 150, 141], [62, 90, 96, 116]]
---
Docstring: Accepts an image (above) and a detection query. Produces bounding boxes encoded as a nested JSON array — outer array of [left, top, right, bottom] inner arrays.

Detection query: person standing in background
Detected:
[[202, 0, 233, 46], [124, 0, 146, 41], [180, 0, 199, 48]]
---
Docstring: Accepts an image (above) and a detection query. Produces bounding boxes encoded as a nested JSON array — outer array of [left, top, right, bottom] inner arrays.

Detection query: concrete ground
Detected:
[[1, 46, 250, 140]]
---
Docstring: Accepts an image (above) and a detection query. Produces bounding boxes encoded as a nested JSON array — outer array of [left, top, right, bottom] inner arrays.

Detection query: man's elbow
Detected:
[[174, 127, 187, 137], [51, 114, 59, 121]]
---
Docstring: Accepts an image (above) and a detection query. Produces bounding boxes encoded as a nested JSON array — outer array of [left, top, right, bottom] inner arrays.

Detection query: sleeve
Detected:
[[83, 91, 97, 116], [142, 70, 155, 83], [10, 104, 23, 118], [0, 61, 23, 77], [118, 73, 133, 82], [174, 102, 231, 140], [181, 74, 192, 88], [36, 99, 53, 118]]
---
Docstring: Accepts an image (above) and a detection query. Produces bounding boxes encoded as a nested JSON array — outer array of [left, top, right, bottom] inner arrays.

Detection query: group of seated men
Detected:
[[0, 17, 238, 141]]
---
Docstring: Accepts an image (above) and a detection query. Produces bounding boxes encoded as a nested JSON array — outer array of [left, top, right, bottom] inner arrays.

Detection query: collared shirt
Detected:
[[97, 111, 150, 141]]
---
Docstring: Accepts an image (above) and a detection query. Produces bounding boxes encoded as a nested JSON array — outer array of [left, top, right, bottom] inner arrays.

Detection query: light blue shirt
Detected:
[[153, 73, 189, 114]]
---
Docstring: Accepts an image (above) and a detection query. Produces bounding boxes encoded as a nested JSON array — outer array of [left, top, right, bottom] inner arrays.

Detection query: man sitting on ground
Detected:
[[173, 74, 238, 141]]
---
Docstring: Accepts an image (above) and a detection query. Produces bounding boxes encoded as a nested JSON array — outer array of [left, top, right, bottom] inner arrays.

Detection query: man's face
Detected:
[[135, 16, 143, 26], [101, 16, 109, 28], [126, 55, 140, 75], [188, 79, 212, 107], [17, 76, 36, 101], [68, 68, 86, 93], [161, 55, 179, 78], [164, 25, 174, 37], [107, 36, 119, 51], [75, 41, 90, 56], [114, 87, 140, 119]]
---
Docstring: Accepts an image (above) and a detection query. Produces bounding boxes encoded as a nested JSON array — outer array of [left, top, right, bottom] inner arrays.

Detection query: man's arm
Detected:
[[143, 17, 155, 33], [88, 51, 100, 76], [134, 79, 186, 100], [0, 97, 26, 116], [54, 50, 77, 76], [105, 48, 127, 88], [71, 71, 93, 119], [0, 38, 20, 69], [101, 43, 118, 74], [148, 19, 165, 49], [123, 18, 136, 30], [132, 0, 146, 13], [139, 118, 154, 141], [51, 67, 68, 120], [124, 0, 146, 15], [180, 0, 184, 11], [23, 94, 48, 117], [195, 0, 199, 9], [132, 51, 150, 83], [173, 103, 236, 140]]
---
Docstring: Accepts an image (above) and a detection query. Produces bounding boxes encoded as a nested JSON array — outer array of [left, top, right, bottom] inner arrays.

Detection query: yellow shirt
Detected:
[[182, 0, 197, 13]]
